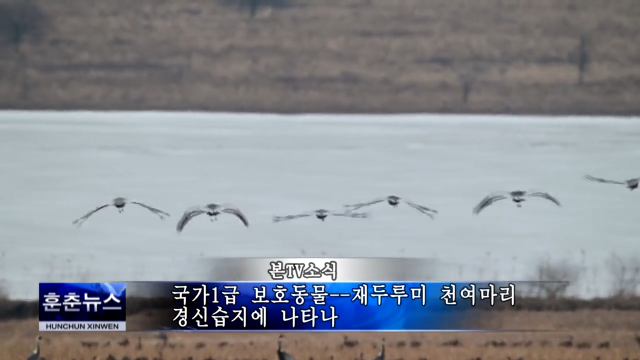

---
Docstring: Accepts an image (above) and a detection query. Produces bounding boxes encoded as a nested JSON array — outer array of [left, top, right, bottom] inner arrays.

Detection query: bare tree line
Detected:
[[457, 36, 591, 105], [0, 0, 47, 101], [523, 253, 640, 299], [219, 0, 292, 18], [0, 0, 596, 104]]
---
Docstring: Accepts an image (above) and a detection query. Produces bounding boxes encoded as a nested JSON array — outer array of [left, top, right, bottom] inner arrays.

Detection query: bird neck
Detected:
[[278, 340, 282, 352], [34, 342, 40, 356]]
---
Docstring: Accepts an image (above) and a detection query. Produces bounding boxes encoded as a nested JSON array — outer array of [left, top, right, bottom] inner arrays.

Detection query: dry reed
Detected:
[[3, 311, 640, 360]]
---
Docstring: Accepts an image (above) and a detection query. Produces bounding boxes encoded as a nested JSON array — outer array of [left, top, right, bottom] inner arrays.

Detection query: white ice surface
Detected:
[[0, 111, 638, 299]]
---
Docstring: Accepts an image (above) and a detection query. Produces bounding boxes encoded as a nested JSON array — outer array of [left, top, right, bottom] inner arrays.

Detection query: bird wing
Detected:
[[220, 206, 250, 227], [584, 174, 625, 185], [331, 211, 369, 219], [72, 204, 111, 226], [473, 194, 508, 215], [402, 199, 438, 216], [130, 201, 171, 219], [272, 213, 313, 223], [176, 209, 207, 232], [526, 191, 561, 206], [343, 198, 385, 211], [404, 203, 434, 219]]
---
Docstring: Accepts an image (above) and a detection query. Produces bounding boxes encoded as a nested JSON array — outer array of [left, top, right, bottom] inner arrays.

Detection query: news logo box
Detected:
[[39, 282, 126, 331]]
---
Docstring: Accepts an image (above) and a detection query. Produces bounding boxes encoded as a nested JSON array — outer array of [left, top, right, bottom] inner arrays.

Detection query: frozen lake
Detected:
[[0, 111, 638, 299]]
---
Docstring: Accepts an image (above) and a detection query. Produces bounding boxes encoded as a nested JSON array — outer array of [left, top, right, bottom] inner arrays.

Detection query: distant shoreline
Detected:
[[2, 107, 640, 117], [0, 110, 637, 121]]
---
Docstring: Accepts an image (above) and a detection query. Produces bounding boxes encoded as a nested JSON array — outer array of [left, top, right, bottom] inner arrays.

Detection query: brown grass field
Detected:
[[3, 310, 640, 360], [1, 0, 640, 114]]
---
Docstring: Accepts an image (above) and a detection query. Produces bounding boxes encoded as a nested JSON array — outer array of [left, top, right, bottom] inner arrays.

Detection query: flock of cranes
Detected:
[[69, 174, 638, 230], [27, 175, 637, 360], [24, 334, 385, 360], [278, 334, 385, 360]]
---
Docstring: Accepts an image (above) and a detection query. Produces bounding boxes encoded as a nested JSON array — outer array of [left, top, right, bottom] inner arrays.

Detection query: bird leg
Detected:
[[118, 208, 124, 213]]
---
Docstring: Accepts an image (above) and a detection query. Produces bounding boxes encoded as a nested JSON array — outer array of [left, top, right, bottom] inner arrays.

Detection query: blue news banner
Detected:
[[39, 281, 517, 331], [39, 282, 127, 332]]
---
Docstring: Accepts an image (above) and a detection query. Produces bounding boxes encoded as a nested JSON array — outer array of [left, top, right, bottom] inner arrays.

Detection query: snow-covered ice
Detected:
[[0, 111, 638, 299]]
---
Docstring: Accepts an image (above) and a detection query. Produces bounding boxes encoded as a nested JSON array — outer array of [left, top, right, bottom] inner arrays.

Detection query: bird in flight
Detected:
[[176, 203, 249, 232], [473, 190, 561, 215], [72, 197, 170, 226], [273, 209, 368, 223], [343, 195, 438, 219], [584, 174, 639, 190]]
